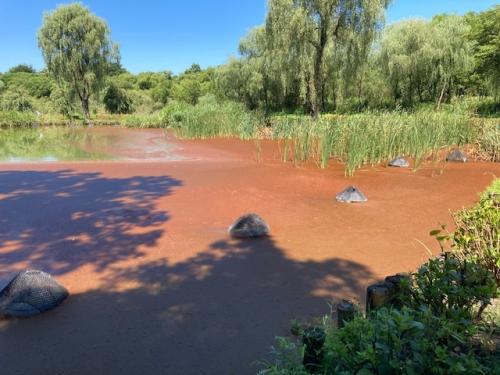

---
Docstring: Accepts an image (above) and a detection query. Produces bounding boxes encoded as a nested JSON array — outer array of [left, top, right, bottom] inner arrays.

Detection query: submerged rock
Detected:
[[388, 156, 409, 168], [0, 270, 69, 318], [446, 149, 467, 163], [228, 213, 270, 238], [336, 186, 368, 203]]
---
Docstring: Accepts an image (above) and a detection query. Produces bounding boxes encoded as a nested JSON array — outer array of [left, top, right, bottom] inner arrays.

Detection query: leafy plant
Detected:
[[452, 179, 500, 284], [324, 306, 493, 375], [103, 84, 133, 114], [1, 87, 34, 112], [408, 255, 497, 320]]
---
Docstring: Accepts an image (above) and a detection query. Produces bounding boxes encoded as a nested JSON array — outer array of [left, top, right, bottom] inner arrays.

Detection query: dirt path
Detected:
[[0, 130, 498, 374]]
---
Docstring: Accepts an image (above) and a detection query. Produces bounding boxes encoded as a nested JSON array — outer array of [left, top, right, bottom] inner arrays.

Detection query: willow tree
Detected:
[[430, 15, 473, 108], [38, 4, 117, 122], [379, 16, 472, 107], [265, 0, 390, 118], [379, 19, 432, 106], [467, 5, 500, 99]]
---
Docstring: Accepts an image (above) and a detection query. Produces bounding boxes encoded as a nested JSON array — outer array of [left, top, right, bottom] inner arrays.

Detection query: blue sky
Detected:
[[0, 0, 497, 74]]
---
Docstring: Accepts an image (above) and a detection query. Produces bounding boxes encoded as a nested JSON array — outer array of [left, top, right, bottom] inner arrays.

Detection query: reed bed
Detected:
[[164, 96, 262, 139], [271, 111, 478, 175]]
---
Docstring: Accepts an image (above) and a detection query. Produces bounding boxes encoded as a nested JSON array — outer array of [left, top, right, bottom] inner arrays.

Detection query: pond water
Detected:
[[0, 126, 179, 162]]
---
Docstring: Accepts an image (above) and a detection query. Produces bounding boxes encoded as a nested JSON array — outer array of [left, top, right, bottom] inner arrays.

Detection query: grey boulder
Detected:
[[228, 213, 270, 238], [336, 186, 368, 203], [446, 149, 467, 163], [388, 156, 409, 168], [0, 270, 69, 318]]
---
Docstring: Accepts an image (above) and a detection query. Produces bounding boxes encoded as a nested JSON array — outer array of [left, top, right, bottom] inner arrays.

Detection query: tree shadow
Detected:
[[0, 169, 182, 280], [0, 231, 376, 374]]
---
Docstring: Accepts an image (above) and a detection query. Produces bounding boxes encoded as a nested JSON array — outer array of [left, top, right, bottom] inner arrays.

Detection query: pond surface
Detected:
[[0, 127, 179, 162]]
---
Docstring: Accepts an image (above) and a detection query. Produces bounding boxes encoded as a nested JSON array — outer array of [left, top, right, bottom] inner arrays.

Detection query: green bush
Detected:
[[2, 72, 53, 98], [322, 306, 496, 375], [103, 84, 133, 114], [408, 256, 497, 320], [49, 86, 79, 118], [151, 79, 172, 105], [1, 87, 34, 112], [452, 179, 500, 284], [7, 64, 36, 73]]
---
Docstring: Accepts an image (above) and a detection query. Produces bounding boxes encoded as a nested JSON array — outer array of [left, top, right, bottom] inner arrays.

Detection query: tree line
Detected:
[[0, 2, 498, 121]]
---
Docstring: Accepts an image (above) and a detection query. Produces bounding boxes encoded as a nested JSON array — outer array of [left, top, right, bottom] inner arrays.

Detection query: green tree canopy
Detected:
[[38, 3, 118, 121], [8, 64, 37, 74], [265, 0, 390, 117], [467, 5, 500, 99], [379, 16, 473, 107]]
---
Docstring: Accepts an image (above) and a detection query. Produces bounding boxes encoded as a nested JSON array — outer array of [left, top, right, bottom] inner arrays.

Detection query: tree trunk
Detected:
[[81, 97, 90, 123], [311, 26, 327, 120], [437, 77, 449, 110]]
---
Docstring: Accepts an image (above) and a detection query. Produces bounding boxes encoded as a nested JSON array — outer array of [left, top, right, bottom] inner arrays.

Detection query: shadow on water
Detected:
[[0, 169, 182, 277], [0, 170, 376, 375]]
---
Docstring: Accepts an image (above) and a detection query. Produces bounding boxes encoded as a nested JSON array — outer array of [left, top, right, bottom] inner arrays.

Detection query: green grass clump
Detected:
[[162, 95, 262, 139], [121, 113, 165, 128]]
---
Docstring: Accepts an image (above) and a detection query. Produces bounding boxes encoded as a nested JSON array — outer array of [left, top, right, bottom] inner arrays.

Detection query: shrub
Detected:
[[103, 84, 133, 114], [171, 77, 202, 105], [2, 72, 53, 98], [50, 86, 79, 118], [451, 179, 500, 284], [151, 79, 172, 105], [408, 255, 497, 320], [1, 87, 33, 112], [7, 64, 36, 73], [322, 306, 495, 375]]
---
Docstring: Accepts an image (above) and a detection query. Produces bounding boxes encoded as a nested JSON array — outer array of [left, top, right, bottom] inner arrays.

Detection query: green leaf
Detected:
[[357, 369, 375, 375]]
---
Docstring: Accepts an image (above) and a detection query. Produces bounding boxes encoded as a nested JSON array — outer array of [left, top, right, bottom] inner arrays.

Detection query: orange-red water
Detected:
[[0, 128, 498, 374]]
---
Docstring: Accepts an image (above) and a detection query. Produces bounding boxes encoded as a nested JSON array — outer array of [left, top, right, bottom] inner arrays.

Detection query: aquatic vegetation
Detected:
[[271, 111, 477, 175], [163, 96, 263, 139]]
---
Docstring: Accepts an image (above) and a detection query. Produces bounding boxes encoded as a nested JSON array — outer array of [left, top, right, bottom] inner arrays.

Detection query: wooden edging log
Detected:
[[385, 273, 410, 308], [366, 281, 394, 314], [302, 326, 326, 373], [337, 299, 357, 329], [366, 273, 411, 314]]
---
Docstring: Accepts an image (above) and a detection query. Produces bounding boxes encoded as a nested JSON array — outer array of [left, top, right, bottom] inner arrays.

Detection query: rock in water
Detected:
[[389, 156, 409, 168], [446, 149, 467, 163], [0, 270, 69, 318], [336, 186, 368, 203], [228, 213, 270, 238]]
